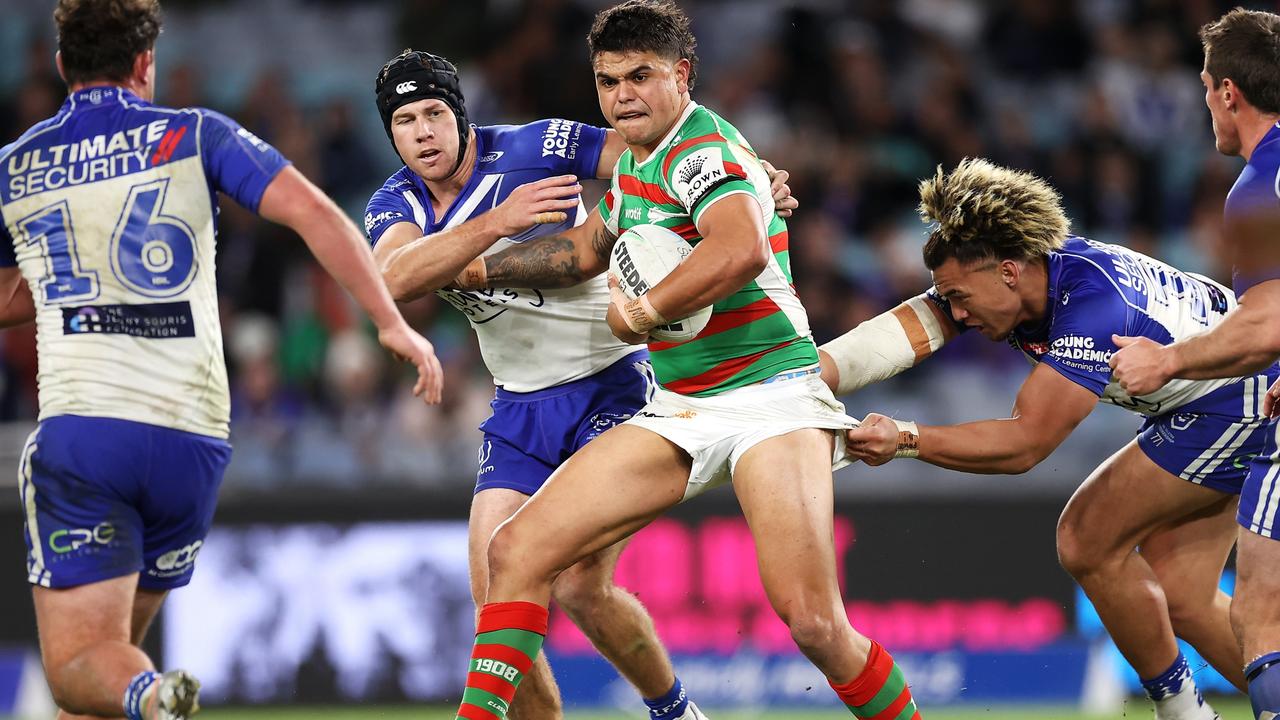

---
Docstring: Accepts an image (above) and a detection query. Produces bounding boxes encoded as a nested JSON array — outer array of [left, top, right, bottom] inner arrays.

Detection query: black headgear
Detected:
[[375, 50, 469, 176]]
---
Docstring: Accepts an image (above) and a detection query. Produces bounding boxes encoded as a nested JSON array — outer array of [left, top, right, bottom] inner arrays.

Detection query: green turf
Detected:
[[201, 697, 1258, 720]]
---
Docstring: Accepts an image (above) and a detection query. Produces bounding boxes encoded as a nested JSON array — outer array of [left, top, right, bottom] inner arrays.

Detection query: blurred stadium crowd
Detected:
[[0, 0, 1261, 491]]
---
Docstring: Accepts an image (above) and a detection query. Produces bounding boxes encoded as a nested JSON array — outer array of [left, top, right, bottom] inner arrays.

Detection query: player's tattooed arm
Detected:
[[457, 209, 616, 289]]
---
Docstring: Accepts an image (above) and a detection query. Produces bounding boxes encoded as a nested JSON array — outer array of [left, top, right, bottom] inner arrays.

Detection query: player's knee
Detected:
[[550, 569, 610, 619], [1055, 513, 1104, 578], [43, 663, 88, 715], [776, 604, 845, 655]]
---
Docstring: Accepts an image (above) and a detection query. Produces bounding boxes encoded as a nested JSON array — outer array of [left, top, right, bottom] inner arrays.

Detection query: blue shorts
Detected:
[[476, 351, 653, 496], [1240, 419, 1280, 540], [1137, 371, 1275, 495], [19, 415, 231, 590]]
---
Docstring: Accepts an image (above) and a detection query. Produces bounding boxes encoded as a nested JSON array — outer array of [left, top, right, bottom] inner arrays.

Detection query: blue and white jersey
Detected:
[[365, 119, 634, 392], [0, 86, 289, 438], [1226, 121, 1280, 296], [932, 237, 1242, 416]]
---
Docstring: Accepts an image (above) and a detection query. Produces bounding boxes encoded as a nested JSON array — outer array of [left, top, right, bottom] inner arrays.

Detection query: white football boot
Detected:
[[152, 669, 201, 720]]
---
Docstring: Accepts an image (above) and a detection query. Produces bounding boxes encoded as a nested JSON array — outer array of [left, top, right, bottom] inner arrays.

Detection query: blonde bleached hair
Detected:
[[919, 158, 1069, 270]]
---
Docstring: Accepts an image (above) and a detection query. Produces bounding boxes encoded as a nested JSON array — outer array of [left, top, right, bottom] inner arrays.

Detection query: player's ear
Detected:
[[674, 58, 691, 94], [133, 49, 154, 89], [55, 51, 66, 84], [1000, 259, 1019, 287]]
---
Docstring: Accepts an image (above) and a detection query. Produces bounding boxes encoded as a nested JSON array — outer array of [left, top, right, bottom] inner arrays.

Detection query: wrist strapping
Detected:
[[621, 294, 666, 334], [456, 257, 487, 290], [892, 419, 920, 459]]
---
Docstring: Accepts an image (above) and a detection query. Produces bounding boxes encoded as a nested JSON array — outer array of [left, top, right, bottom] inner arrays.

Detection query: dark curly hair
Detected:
[[588, 0, 699, 90], [54, 0, 162, 85], [1200, 8, 1280, 114]]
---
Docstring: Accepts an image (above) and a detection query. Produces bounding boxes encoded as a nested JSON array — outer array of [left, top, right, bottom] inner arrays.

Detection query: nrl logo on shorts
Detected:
[[678, 156, 706, 185]]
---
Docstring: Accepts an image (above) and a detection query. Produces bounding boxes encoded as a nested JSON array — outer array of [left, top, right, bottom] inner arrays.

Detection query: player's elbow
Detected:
[[728, 242, 770, 284]]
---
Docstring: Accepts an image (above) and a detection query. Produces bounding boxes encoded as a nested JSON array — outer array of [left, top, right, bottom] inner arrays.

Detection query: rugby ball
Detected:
[[608, 224, 712, 344]]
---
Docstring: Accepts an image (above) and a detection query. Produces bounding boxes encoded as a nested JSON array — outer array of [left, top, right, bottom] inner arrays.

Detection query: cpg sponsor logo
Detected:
[[155, 540, 203, 572], [49, 522, 115, 554], [236, 126, 271, 153], [395, 81, 417, 95]]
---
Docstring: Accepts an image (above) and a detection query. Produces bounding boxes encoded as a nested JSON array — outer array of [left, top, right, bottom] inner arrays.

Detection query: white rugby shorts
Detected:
[[624, 368, 857, 500]]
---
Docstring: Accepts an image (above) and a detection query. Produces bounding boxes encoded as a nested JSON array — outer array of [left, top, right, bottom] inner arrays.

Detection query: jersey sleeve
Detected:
[[196, 109, 290, 213], [526, 119, 607, 179], [662, 136, 756, 224], [363, 184, 419, 247], [1039, 284, 1130, 396], [596, 174, 621, 237]]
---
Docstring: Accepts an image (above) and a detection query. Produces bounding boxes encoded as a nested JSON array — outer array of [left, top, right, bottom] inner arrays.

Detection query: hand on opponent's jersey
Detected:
[[487, 174, 583, 236], [376, 321, 445, 404], [761, 160, 798, 218], [1108, 334, 1174, 396], [843, 413, 899, 466]]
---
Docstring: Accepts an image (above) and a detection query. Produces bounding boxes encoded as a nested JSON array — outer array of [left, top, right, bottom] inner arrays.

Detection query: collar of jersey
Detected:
[[410, 124, 486, 231], [1254, 121, 1280, 160], [63, 85, 144, 112], [632, 100, 699, 169], [1016, 243, 1067, 340]]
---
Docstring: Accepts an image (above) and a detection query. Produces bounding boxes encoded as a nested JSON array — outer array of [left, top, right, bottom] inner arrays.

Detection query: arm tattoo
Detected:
[[483, 234, 585, 288], [590, 225, 616, 267]]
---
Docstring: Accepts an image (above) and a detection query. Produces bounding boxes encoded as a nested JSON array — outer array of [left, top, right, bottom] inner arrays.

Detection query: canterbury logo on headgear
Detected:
[[395, 81, 417, 94]]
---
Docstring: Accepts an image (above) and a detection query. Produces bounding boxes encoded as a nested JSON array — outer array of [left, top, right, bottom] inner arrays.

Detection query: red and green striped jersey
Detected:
[[597, 101, 817, 397]]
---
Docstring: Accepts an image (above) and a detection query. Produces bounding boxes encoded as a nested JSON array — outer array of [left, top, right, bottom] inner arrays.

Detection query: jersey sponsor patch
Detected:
[[1045, 334, 1113, 373], [61, 301, 196, 338], [540, 119, 585, 160], [670, 147, 731, 209], [364, 209, 406, 236]]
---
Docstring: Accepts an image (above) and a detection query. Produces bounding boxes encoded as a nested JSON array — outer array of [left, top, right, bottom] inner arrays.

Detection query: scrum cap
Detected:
[[375, 50, 469, 173]]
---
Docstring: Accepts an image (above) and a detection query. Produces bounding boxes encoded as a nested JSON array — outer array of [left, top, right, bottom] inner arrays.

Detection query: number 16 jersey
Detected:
[[0, 86, 289, 439]]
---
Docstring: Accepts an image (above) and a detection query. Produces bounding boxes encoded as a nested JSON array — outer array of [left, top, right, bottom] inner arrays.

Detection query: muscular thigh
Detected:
[[1062, 440, 1238, 553], [731, 428, 842, 606], [34, 575, 138, 669], [498, 425, 690, 578]]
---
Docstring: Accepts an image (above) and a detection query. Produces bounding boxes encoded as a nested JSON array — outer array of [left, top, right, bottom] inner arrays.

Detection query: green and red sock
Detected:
[[830, 640, 922, 719], [455, 601, 548, 720]]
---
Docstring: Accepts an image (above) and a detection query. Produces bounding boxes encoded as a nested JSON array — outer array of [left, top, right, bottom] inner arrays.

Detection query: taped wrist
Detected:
[[456, 257, 487, 290], [892, 419, 920, 459], [621, 294, 666, 334], [820, 295, 949, 395]]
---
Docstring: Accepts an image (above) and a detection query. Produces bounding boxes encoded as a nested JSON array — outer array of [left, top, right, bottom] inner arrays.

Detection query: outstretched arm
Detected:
[[258, 166, 443, 403], [846, 363, 1097, 474], [818, 291, 959, 395], [456, 208, 616, 290]]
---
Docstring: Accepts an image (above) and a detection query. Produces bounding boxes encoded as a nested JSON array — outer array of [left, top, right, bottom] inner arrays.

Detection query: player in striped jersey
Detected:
[[366, 47, 805, 720], [1108, 10, 1280, 718], [830, 159, 1270, 720], [447, 3, 920, 719], [3, 2, 443, 719]]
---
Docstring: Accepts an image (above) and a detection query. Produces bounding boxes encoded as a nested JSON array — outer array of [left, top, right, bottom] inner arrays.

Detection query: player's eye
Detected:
[[633, 74, 647, 82]]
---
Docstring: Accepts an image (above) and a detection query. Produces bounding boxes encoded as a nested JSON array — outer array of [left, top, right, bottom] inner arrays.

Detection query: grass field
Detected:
[[203, 698, 1259, 720]]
